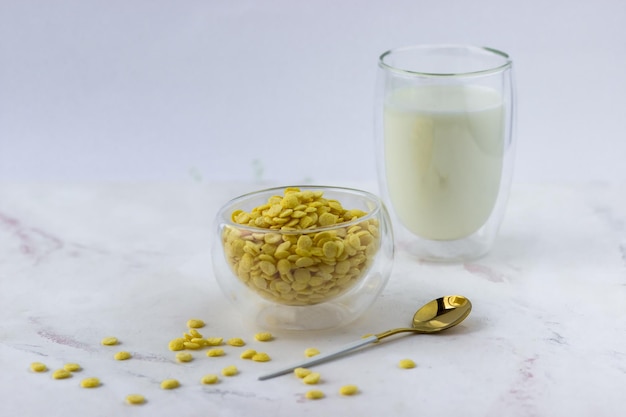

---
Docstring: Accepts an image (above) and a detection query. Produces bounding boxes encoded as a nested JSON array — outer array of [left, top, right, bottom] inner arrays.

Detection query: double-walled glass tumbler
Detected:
[[375, 45, 515, 262]]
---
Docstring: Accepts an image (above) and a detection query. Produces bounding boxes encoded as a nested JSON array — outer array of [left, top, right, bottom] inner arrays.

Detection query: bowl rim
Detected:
[[216, 185, 384, 234]]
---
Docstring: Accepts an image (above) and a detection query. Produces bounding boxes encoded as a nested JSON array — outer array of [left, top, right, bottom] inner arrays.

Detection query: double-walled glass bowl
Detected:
[[211, 186, 394, 331]]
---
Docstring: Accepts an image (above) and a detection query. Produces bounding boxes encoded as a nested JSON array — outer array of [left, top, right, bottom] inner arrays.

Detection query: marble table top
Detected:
[[1, 181, 625, 416]]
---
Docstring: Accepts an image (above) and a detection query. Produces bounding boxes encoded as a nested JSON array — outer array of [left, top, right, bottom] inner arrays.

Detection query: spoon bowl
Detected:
[[375, 295, 472, 339], [414, 294, 472, 331], [258, 295, 472, 380]]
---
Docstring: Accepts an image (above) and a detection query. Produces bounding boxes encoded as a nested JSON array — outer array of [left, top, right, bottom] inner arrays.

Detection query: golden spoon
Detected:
[[258, 295, 472, 380]]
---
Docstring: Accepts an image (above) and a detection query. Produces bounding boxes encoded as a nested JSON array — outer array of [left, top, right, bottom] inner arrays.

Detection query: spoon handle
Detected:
[[258, 335, 378, 381]]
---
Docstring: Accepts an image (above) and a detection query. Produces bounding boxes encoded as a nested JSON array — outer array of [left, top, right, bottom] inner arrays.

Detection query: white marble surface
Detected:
[[1, 181, 625, 416]]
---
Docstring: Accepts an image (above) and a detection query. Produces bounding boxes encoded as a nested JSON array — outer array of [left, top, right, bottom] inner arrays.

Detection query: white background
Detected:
[[1, 0, 625, 184]]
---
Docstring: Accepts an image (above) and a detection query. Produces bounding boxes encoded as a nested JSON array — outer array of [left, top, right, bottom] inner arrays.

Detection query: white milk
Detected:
[[384, 84, 504, 240]]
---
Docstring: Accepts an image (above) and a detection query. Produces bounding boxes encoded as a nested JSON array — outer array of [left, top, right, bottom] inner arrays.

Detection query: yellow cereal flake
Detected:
[[251, 352, 271, 362], [305, 389, 325, 400], [240, 349, 257, 359], [294, 367, 312, 378], [30, 362, 47, 372], [206, 348, 225, 357], [227, 337, 246, 347], [52, 369, 72, 379], [160, 379, 180, 389], [189, 328, 203, 338], [222, 188, 380, 306], [168, 338, 186, 351], [206, 337, 224, 346], [200, 374, 219, 385], [254, 332, 273, 342], [302, 372, 321, 385], [63, 363, 81, 372], [186, 319, 205, 329], [339, 384, 359, 395], [175, 352, 193, 362], [125, 394, 146, 405], [221, 365, 238, 377], [304, 348, 320, 357], [398, 359, 416, 369], [191, 338, 208, 347], [114, 351, 132, 361], [101, 336, 119, 346], [183, 342, 201, 350], [80, 377, 101, 388]]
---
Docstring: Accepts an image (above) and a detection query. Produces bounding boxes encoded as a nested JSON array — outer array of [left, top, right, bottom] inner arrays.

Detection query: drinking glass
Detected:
[[375, 45, 515, 262]]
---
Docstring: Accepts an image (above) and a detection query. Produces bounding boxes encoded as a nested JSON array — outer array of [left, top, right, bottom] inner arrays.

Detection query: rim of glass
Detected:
[[379, 44, 512, 77], [218, 185, 382, 234]]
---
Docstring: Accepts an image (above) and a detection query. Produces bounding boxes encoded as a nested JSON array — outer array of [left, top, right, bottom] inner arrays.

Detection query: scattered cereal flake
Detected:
[[80, 377, 101, 388], [191, 337, 207, 346], [254, 332, 273, 342], [294, 367, 312, 378], [206, 348, 225, 357], [125, 394, 146, 405], [101, 337, 118, 346], [302, 372, 321, 385], [206, 337, 224, 346], [339, 385, 359, 396], [227, 337, 245, 347], [183, 342, 201, 350], [52, 369, 72, 379], [168, 338, 185, 351], [304, 348, 320, 357], [221, 365, 238, 376], [30, 362, 47, 372], [114, 351, 132, 361], [160, 379, 180, 389], [189, 329, 203, 338], [252, 352, 271, 362], [305, 390, 325, 400], [398, 359, 416, 369], [187, 319, 205, 329], [240, 349, 257, 359], [183, 342, 202, 350], [63, 363, 81, 372], [175, 352, 193, 363], [200, 374, 219, 385]]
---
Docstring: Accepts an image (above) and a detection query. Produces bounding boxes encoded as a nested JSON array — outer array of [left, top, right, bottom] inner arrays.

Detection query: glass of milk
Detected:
[[375, 45, 515, 262]]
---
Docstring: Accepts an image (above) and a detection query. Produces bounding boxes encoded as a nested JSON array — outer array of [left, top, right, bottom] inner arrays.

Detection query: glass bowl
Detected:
[[211, 185, 394, 331]]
